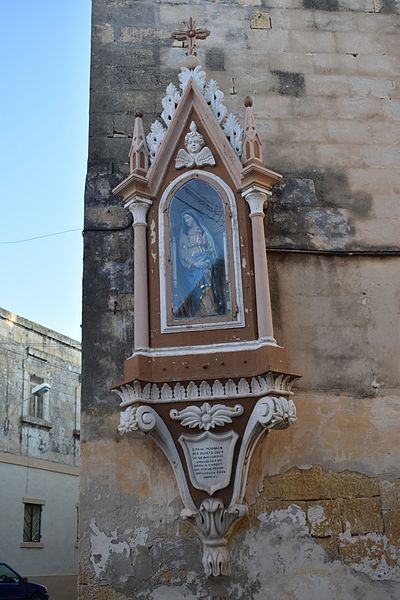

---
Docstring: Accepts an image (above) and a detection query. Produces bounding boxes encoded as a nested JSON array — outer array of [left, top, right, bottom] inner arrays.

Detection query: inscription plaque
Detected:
[[179, 430, 239, 495]]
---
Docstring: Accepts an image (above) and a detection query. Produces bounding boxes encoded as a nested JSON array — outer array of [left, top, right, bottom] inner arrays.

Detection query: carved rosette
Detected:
[[170, 402, 243, 430], [115, 376, 298, 577]]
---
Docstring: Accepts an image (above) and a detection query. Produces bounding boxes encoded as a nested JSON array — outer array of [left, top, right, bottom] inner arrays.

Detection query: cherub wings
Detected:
[[175, 147, 216, 170], [175, 149, 195, 169], [195, 146, 216, 167]]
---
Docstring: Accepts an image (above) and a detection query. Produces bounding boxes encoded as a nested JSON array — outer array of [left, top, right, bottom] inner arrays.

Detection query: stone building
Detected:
[[80, 0, 400, 598], [0, 307, 81, 600]]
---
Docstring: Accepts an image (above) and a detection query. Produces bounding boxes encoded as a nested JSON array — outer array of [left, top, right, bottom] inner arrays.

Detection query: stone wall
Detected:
[[0, 307, 81, 464], [81, 0, 400, 597]]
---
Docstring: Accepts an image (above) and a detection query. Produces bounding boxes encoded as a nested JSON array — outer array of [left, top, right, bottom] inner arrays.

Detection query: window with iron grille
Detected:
[[23, 503, 42, 542]]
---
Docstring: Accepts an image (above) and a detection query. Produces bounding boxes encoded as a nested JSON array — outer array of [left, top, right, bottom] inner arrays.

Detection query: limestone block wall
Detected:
[[0, 307, 81, 465], [81, 0, 400, 597]]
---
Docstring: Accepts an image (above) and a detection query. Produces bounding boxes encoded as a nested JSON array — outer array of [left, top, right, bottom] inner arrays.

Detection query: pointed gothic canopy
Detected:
[[114, 18, 282, 204]]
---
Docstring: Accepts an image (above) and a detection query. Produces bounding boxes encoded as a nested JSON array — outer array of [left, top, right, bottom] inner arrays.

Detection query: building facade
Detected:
[[0, 307, 81, 600], [80, 1, 400, 598]]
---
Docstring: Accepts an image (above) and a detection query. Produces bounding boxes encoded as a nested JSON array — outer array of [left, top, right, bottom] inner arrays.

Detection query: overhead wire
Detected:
[[1, 218, 399, 255], [0, 229, 82, 244], [0, 216, 134, 245]]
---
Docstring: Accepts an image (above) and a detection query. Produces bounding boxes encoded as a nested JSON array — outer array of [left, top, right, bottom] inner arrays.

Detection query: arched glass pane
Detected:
[[169, 179, 231, 320]]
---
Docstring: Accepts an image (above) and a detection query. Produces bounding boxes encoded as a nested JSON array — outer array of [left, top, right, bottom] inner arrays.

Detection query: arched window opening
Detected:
[[159, 171, 244, 333], [169, 179, 231, 321]]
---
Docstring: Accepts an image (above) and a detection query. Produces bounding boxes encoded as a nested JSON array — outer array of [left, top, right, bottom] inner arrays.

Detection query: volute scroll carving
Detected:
[[117, 391, 298, 576]]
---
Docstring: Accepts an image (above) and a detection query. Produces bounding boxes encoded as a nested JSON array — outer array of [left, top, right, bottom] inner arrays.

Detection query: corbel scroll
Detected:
[[116, 388, 297, 577]]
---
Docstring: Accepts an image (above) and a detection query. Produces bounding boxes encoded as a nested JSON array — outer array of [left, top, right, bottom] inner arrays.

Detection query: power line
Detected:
[[1, 222, 399, 256], [0, 217, 134, 244], [0, 229, 81, 245]]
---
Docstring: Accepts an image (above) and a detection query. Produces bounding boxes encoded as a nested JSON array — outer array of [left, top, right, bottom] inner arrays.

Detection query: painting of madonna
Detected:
[[169, 180, 230, 320]]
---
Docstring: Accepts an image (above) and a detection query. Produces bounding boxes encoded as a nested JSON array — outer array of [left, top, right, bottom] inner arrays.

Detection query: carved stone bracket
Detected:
[[182, 498, 247, 577], [116, 391, 297, 576]]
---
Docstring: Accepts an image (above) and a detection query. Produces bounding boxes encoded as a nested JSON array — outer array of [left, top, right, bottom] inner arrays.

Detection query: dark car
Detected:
[[0, 563, 49, 599]]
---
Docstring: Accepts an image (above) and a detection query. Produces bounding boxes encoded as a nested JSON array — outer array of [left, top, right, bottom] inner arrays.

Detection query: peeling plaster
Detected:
[[150, 220, 156, 245], [149, 586, 191, 600], [307, 504, 326, 527], [130, 525, 149, 549], [89, 519, 130, 577], [227, 505, 400, 599], [339, 527, 400, 582]]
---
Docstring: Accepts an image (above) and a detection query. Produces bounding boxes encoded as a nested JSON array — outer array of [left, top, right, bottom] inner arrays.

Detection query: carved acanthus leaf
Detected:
[[204, 79, 227, 124], [146, 120, 166, 163], [161, 82, 181, 127], [185, 498, 248, 576], [170, 402, 244, 430], [118, 406, 138, 434], [257, 396, 297, 430], [147, 66, 245, 163], [178, 65, 206, 92], [269, 396, 297, 429], [118, 405, 157, 435], [223, 113, 243, 157]]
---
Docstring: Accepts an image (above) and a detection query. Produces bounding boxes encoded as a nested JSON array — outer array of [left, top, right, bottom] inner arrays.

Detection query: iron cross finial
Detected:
[[172, 17, 211, 56]]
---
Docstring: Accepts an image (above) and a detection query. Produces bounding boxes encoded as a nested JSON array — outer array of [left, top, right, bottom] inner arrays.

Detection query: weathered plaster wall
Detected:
[[0, 308, 81, 599], [0, 307, 81, 464], [81, 0, 400, 597]]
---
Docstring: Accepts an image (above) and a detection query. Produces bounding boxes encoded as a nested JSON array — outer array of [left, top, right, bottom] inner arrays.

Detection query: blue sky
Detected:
[[0, 1, 91, 341]]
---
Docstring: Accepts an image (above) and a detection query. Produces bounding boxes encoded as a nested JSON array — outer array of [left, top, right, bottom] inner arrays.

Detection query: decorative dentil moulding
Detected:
[[114, 371, 298, 407], [146, 65, 243, 164], [117, 393, 297, 576]]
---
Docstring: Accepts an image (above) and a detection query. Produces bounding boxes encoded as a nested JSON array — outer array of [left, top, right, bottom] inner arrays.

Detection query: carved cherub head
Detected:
[[184, 121, 205, 155], [175, 121, 216, 170]]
